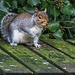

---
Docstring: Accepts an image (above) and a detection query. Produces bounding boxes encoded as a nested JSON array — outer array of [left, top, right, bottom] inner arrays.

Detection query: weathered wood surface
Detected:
[[0, 38, 62, 75], [30, 40, 75, 73], [0, 49, 32, 75], [0, 38, 75, 75], [66, 39, 75, 45], [41, 39, 75, 58]]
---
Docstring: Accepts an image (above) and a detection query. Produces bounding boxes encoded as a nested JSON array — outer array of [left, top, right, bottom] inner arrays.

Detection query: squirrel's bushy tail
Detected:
[[1, 13, 17, 39]]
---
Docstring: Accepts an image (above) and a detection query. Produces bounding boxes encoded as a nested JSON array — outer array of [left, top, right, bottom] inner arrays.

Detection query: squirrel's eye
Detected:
[[39, 16, 42, 19]]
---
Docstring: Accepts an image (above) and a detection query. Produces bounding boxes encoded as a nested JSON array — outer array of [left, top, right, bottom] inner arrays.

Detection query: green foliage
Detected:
[[49, 22, 59, 33], [0, 0, 9, 13], [50, 7, 60, 21], [0, 0, 75, 39], [27, 0, 40, 7], [41, 34, 49, 39], [53, 29, 63, 39]]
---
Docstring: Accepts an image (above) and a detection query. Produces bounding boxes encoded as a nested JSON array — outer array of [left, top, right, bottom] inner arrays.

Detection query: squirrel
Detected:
[[1, 8, 49, 48]]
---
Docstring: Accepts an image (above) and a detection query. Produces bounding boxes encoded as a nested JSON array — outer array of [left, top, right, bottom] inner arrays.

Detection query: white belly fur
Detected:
[[12, 25, 43, 43], [13, 30, 33, 43], [30, 25, 43, 35]]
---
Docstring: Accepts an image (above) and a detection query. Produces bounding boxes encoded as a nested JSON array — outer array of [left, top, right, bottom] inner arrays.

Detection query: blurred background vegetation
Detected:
[[0, 0, 75, 40]]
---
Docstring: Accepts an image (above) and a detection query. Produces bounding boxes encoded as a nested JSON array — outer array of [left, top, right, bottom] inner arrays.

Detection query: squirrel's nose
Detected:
[[46, 22, 49, 26]]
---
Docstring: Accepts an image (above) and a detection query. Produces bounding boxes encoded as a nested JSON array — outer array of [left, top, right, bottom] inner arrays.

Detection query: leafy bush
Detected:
[[0, 0, 75, 39]]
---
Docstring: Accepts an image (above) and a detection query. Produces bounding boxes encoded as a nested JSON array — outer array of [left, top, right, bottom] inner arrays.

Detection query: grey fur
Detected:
[[1, 11, 48, 48], [1, 13, 17, 39]]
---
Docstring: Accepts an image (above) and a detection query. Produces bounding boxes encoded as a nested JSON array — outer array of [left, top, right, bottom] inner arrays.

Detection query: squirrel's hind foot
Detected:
[[10, 43, 18, 46], [34, 44, 41, 48]]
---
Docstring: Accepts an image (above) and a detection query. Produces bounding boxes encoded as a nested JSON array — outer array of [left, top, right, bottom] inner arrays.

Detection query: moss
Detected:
[[0, 38, 75, 73], [0, 50, 31, 73], [30, 41, 75, 65], [67, 39, 75, 43], [43, 39, 75, 57], [0, 38, 58, 72]]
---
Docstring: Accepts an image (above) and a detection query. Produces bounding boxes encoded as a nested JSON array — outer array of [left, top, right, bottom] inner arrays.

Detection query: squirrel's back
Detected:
[[1, 13, 17, 38]]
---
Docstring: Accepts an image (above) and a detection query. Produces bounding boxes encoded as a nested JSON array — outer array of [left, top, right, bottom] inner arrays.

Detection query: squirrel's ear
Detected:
[[34, 8, 39, 16], [44, 8, 47, 13]]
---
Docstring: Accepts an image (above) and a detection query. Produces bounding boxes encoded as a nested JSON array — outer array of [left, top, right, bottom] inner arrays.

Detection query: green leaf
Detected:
[[41, 0, 49, 9], [0, 11, 5, 22], [41, 0, 47, 9], [50, 7, 60, 21], [71, 18, 75, 21], [53, 29, 63, 39], [47, 0, 54, 4], [0, 0, 9, 13], [61, 5, 75, 16], [61, 5, 72, 16], [60, 0, 75, 16], [64, 0, 71, 6], [49, 21, 59, 33], [17, 8, 25, 14], [17, 0, 26, 6], [71, 8, 75, 16], [12, 0, 18, 9], [60, 15, 70, 21], [41, 34, 49, 39], [27, 0, 40, 7], [23, 7, 34, 14]]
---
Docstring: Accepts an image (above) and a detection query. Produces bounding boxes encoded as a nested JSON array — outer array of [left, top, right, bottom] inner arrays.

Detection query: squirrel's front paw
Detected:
[[34, 44, 41, 48]]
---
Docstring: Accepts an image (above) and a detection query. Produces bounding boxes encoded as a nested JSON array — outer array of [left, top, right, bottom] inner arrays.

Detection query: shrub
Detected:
[[0, 0, 75, 39]]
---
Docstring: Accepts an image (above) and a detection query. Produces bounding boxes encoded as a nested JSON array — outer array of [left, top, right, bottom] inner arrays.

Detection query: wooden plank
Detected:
[[67, 39, 75, 44], [27, 40, 75, 74], [0, 49, 32, 75], [66, 39, 75, 45], [0, 38, 63, 75], [41, 39, 75, 58]]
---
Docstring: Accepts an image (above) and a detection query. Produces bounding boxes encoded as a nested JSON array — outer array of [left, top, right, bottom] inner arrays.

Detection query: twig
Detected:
[[63, 27, 74, 28], [60, 21, 75, 23]]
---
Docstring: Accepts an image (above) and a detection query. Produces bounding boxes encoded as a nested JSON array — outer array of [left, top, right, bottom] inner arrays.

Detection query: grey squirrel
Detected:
[[1, 8, 49, 48]]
